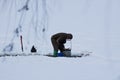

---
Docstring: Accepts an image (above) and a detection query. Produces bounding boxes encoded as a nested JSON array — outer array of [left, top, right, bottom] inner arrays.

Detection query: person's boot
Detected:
[[53, 50, 58, 57]]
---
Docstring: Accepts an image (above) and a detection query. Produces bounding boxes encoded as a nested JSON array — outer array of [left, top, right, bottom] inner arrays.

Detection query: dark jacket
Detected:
[[51, 33, 68, 44]]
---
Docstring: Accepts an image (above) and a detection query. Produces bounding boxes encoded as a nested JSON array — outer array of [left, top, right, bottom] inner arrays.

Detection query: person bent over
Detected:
[[51, 32, 73, 57]]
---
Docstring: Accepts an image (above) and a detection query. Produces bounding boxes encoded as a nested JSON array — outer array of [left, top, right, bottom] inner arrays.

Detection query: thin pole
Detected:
[[20, 35, 24, 52]]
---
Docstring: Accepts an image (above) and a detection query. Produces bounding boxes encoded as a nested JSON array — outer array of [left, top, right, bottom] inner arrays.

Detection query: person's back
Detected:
[[51, 33, 68, 44], [51, 33, 67, 39]]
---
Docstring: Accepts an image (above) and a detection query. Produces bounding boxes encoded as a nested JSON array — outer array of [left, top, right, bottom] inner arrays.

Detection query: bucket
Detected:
[[63, 49, 71, 57]]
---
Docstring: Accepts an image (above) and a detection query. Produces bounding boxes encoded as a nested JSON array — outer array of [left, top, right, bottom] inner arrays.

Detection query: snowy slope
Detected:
[[0, 0, 120, 80], [0, 0, 120, 58]]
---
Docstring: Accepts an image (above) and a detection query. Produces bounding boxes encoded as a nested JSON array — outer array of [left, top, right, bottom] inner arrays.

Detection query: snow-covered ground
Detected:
[[0, 55, 120, 80], [0, 0, 120, 80]]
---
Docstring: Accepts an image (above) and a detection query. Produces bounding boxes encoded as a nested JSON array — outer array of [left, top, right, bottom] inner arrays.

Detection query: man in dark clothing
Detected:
[[51, 33, 73, 57]]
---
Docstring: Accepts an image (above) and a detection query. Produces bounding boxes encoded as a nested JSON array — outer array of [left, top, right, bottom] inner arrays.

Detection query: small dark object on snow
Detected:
[[31, 45, 37, 53]]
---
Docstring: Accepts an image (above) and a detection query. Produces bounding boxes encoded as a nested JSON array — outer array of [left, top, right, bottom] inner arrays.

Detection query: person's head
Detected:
[[67, 33, 73, 39]]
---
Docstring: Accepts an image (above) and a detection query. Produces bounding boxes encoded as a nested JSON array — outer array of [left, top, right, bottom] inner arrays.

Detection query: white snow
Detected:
[[0, 55, 120, 80], [0, 0, 120, 80]]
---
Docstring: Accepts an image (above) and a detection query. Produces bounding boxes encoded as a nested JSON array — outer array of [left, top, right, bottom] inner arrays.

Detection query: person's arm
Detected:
[[57, 37, 66, 44]]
